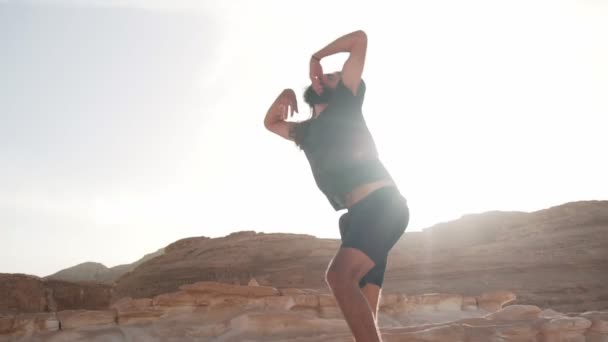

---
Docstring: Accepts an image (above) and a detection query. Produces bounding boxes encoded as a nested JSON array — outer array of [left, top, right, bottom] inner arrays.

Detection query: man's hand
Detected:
[[309, 56, 326, 95], [264, 88, 299, 141], [276, 88, 298, 120], [265, 88, 298, 126]]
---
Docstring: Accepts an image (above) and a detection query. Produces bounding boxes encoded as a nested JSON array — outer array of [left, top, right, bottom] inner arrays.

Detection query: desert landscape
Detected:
[[1, 200, 607, 341]]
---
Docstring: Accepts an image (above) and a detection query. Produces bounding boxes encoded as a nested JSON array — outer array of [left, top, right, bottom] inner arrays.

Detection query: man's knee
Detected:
[[325, 248, 376, 290], [325, 265, 360, 290]]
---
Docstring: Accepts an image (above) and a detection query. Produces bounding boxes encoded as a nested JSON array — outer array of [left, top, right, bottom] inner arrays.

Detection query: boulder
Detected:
[[539, 316, 592, 342], [580, 311, 608, 342], [476, 290, 516, 312]]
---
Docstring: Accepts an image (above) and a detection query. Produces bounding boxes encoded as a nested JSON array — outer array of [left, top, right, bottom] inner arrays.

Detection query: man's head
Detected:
[[303, 72, 342, 108]]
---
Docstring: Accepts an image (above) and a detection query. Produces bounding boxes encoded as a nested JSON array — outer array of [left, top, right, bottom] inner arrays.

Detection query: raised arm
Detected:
[[311, 30, 368, 95], [263, 88, 299, 141]]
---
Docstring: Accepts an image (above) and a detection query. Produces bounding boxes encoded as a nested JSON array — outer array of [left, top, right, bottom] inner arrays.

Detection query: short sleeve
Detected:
[[331, 79, 366, 109]]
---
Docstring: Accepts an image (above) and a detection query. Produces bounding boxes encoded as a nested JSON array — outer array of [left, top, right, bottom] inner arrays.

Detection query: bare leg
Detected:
[[361, 283, 382, 322], [326, 248, 382, 342]]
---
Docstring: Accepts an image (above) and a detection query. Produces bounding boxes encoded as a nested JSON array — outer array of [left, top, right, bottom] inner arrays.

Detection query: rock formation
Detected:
[[1, 200, 607, 341], [107, 201, 608, 312], [389, 200, 608, 312], [1, 281, 607, 341]]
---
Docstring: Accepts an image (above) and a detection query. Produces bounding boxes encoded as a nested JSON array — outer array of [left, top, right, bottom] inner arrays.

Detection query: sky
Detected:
[[1, 0, 607, 277]]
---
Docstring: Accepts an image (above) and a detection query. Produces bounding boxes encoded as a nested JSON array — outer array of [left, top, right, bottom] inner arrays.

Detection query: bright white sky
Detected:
[[1, 0, 606, 277]]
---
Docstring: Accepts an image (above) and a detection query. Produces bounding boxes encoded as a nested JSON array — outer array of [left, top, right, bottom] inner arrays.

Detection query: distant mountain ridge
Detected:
[[44, 248, 164, 284]]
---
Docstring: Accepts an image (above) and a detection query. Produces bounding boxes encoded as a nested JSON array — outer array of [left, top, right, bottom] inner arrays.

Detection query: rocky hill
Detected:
[[108, 200, 608, 313], [1, 200, 607, 341], [44, 248, 164, 285]]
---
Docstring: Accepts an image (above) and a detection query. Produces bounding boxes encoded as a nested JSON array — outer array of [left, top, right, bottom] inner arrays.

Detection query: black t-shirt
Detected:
[[292, 79, 393, 210]]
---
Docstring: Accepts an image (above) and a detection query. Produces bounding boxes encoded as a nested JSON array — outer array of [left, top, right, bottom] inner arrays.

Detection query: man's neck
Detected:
[[313, 104, 328, 118]]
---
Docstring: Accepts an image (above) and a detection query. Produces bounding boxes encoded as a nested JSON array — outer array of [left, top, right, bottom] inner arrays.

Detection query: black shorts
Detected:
[[338, 186, 409, 288]]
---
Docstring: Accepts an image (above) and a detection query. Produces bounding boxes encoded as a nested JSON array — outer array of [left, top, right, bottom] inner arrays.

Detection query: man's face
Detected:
[[323, 72, 342, 89], [304, 72, 342, 107]]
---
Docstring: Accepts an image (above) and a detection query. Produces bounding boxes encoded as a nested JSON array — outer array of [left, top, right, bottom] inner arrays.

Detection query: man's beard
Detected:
[[304, 84, 336, 106]]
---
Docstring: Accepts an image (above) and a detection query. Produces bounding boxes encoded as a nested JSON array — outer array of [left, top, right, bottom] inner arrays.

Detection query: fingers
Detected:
[[277, 103, 286, 120], [277, 89, 299, 119], [290, 101, 298, 117], [312, 79, 323, 95]]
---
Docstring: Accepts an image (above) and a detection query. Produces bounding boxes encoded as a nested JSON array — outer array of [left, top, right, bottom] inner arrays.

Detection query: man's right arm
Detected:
[[264, 89, 298, 141]]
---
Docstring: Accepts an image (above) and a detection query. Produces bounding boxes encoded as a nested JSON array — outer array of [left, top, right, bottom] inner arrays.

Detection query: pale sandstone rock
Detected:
[[318, 294, 337, 307], [1, 279, 602, 342], [407, 293, 463, 313], [293, 294, 320, 308], [380, 294, 409, 314], [56, 310, 117, 330], [580, 311, 608, 342], [186, 322, 230, 339], [581, 311, 608, 333], [541, 308, 566, 319], [263, 295, 295, 311], [464, 320, 538, 342], [229, 312, 349, 338], [416, 293, 443, 312], [319, 306, 342, 319], [248, 278, 260, 286], [383, 323, 465, 342], [280, 288, 316, 295], [40, 326, 128, 342], [380, 293, 401, 307], [437, 294, 463, 312], [541, 316, 593, 331], [539, 316, 592, 342], [179, 281, 279, 297], [381, 322, 447, 334], [476, 290, 516, 312], [485, 304, 542, 321], [317, 294, 342, 318]]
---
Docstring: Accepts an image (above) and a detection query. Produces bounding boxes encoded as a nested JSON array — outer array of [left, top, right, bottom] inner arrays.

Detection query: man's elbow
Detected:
[[264, 116, 275, 129], [264, 120, 279, 134], [354, 30, 367, 43]]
